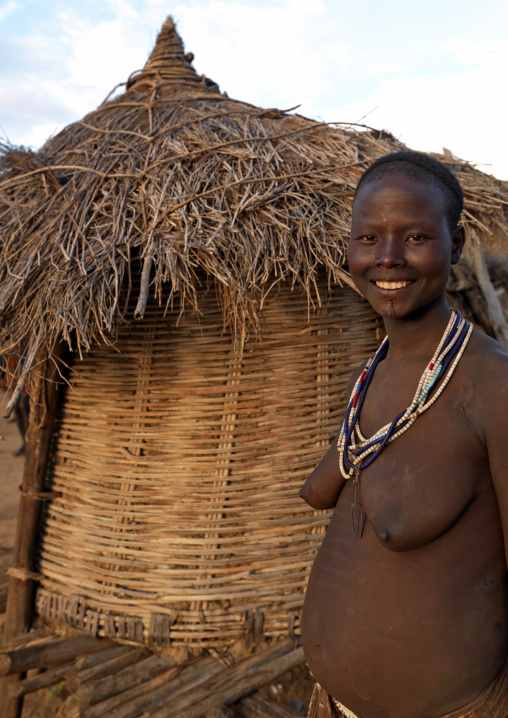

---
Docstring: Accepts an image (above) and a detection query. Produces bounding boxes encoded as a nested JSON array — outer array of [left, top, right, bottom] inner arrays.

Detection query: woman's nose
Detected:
[[375, 239, 406, 268]]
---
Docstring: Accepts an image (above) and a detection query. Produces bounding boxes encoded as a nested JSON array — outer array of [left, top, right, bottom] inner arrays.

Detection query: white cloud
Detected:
[[103, 0, 138, 20], [55, 10, 147, 95], [0, 1, 19, 23], [367, 63, 405, 75], [438, 38, 498, 64], [171, 0, 337, 109], [0, 8, 159, 147], [14, 123, 61, 149], [322, 55, 508, 180]]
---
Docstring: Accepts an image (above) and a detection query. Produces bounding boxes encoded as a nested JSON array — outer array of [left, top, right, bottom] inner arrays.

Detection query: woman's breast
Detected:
[[351, 408, 486, 551]]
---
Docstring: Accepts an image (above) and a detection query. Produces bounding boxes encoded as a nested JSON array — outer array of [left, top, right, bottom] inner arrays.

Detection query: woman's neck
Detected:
[[382, 298, 452, 363]]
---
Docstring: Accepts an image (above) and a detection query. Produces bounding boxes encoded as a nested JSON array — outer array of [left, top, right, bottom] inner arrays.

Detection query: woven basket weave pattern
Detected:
[[36, 280, 381, 648]]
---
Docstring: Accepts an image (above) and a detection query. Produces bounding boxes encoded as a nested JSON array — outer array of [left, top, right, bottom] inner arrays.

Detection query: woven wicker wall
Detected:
[[35, 279, 381, 650]]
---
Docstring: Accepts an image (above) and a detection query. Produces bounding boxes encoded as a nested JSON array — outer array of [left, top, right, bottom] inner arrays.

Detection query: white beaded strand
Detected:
[[338, 310, 472, 479]]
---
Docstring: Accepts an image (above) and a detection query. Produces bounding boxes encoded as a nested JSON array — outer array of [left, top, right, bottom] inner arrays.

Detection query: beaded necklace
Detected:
[[337, 309, 473, 537]]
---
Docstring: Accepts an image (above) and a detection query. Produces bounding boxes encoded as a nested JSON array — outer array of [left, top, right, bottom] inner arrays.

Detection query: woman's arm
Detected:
[[299, 429, 347, 509], [299, 365, 364, 510], [479, 348, 508, 569]]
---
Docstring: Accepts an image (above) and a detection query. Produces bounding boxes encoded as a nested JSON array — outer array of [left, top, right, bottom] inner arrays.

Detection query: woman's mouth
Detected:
[[372, 280, 414, 290]]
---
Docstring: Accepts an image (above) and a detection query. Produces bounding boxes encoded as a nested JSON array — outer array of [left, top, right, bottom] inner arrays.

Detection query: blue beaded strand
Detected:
[[339, 310, 472, 475]]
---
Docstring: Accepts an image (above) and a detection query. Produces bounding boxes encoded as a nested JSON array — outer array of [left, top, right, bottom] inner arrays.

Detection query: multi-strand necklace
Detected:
[[337, 309, 473, 537]]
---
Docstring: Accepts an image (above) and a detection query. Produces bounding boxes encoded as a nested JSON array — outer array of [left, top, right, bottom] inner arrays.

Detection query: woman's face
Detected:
[[348, 173, 464, 319]]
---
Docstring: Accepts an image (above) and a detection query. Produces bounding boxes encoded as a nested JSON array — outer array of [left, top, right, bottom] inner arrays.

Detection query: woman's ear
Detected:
[[451, 224, 465, 265]]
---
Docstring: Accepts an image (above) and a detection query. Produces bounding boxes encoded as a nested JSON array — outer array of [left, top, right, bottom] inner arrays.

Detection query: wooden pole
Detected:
[[235, 692, 303, 718], [68, 645, 144, 687], [449, 264, 495, 336], [204, 709, 232, 718], [61, 656, 182, 718], [0, 635, 115, 677], [152, 641, 305, 718], [65, 648, 158, 699], [0, 340, 68, 718], [7, 642, 135, 699], [7, 660, 75, 699], [465, 240, 508, 347], [87, 658, 222, 718], [134, 250, 153, 319]]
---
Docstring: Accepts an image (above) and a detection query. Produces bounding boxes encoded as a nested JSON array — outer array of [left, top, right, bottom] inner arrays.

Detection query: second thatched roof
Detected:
[[1, 16, 507, 392]]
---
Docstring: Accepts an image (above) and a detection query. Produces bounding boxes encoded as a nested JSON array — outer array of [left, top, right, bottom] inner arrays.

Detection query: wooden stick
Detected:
[[59, 665, 184, 718], [235, 692, 303, 718], [152, 641, 305, 718], [86, 642, 302, 718], [89, 657, 221, 718], [0, 628, 50, 652], [134, 250, 153, 319], [6, 641, 132, 699], [66, 651, 176, 708], [90, 666, 183, 718], [204, 708, 232, 718], [465, 240, 508, 347], [67, 645, 143, 688], [450, 264, 494, 336], [8, 661, 75, 699], [0, 635, 115, 677]]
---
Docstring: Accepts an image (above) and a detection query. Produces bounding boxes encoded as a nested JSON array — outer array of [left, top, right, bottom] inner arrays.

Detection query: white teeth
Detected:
[[375, 281, 411, 289]]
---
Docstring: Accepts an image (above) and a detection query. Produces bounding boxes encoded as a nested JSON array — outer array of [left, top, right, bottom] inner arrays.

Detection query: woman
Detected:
[[300, 151, 508, 718]]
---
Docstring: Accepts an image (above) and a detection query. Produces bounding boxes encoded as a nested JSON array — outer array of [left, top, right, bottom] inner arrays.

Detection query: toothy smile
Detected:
[[373, 280, 414, 290]]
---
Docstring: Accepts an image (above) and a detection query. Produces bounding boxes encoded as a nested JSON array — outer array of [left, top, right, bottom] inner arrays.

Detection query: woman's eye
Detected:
[[359, 235, 376, 242], [407, 234, 424, 242]]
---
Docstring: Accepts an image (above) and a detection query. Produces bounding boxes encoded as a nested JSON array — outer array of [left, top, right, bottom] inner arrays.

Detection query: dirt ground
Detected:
[[0, 410, 25, 551], [0, 409, 24, 619]]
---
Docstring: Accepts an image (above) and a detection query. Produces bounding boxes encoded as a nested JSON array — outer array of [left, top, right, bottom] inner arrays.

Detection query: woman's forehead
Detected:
[[352, 173, 447, 220]]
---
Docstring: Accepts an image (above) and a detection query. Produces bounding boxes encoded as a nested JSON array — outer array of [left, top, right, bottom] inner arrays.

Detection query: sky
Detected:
[[1, 0, 507, 179]]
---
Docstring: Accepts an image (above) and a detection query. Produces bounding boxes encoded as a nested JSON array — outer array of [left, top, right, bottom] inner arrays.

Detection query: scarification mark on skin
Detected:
[[403, 464, 415, 484], [343, 567, 362, 582]]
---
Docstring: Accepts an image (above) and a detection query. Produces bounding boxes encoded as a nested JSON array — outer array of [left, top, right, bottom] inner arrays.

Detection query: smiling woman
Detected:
[[1, 11, 508, 715], [347, 151, 466, 323], [349, 179, 464, 320], [301, 151, 508, 718]]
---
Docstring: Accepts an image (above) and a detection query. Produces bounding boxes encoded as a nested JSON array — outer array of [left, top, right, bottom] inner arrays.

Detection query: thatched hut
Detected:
[[1, 16, 508, 717]]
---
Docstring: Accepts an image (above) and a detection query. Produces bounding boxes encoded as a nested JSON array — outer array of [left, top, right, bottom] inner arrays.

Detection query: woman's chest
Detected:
[[349, 381, 487, 551]]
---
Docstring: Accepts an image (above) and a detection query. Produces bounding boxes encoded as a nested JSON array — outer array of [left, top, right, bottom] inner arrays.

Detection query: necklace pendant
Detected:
[[351, 468, 365, 538], [352, 503, 365, 538]]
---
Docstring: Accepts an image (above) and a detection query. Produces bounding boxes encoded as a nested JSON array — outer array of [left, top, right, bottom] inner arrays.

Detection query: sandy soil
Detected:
[[0, 410, 25, 551], [0, 408, 25, 621]]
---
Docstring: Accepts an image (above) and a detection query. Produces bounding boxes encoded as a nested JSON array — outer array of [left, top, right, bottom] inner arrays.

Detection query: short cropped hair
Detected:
[[354, 151, 464, 230]]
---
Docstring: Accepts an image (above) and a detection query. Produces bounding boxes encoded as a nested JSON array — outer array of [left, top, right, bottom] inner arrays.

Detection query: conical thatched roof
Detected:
[[1, 17, 507, 398]]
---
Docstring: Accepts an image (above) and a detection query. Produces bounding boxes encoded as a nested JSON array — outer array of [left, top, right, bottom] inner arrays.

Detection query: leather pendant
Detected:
[[351, 469, 365, 538], [352, 502, 366, 538]]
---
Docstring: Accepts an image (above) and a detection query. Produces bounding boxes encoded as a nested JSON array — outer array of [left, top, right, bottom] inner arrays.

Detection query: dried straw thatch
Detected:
[[1, 16, 507, 409]]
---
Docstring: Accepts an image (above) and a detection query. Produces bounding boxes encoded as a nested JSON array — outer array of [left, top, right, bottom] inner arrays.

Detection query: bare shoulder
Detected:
[[463, 330, 508, 563], [462, 328, 508, 443], [464, 328, 508, 382]]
